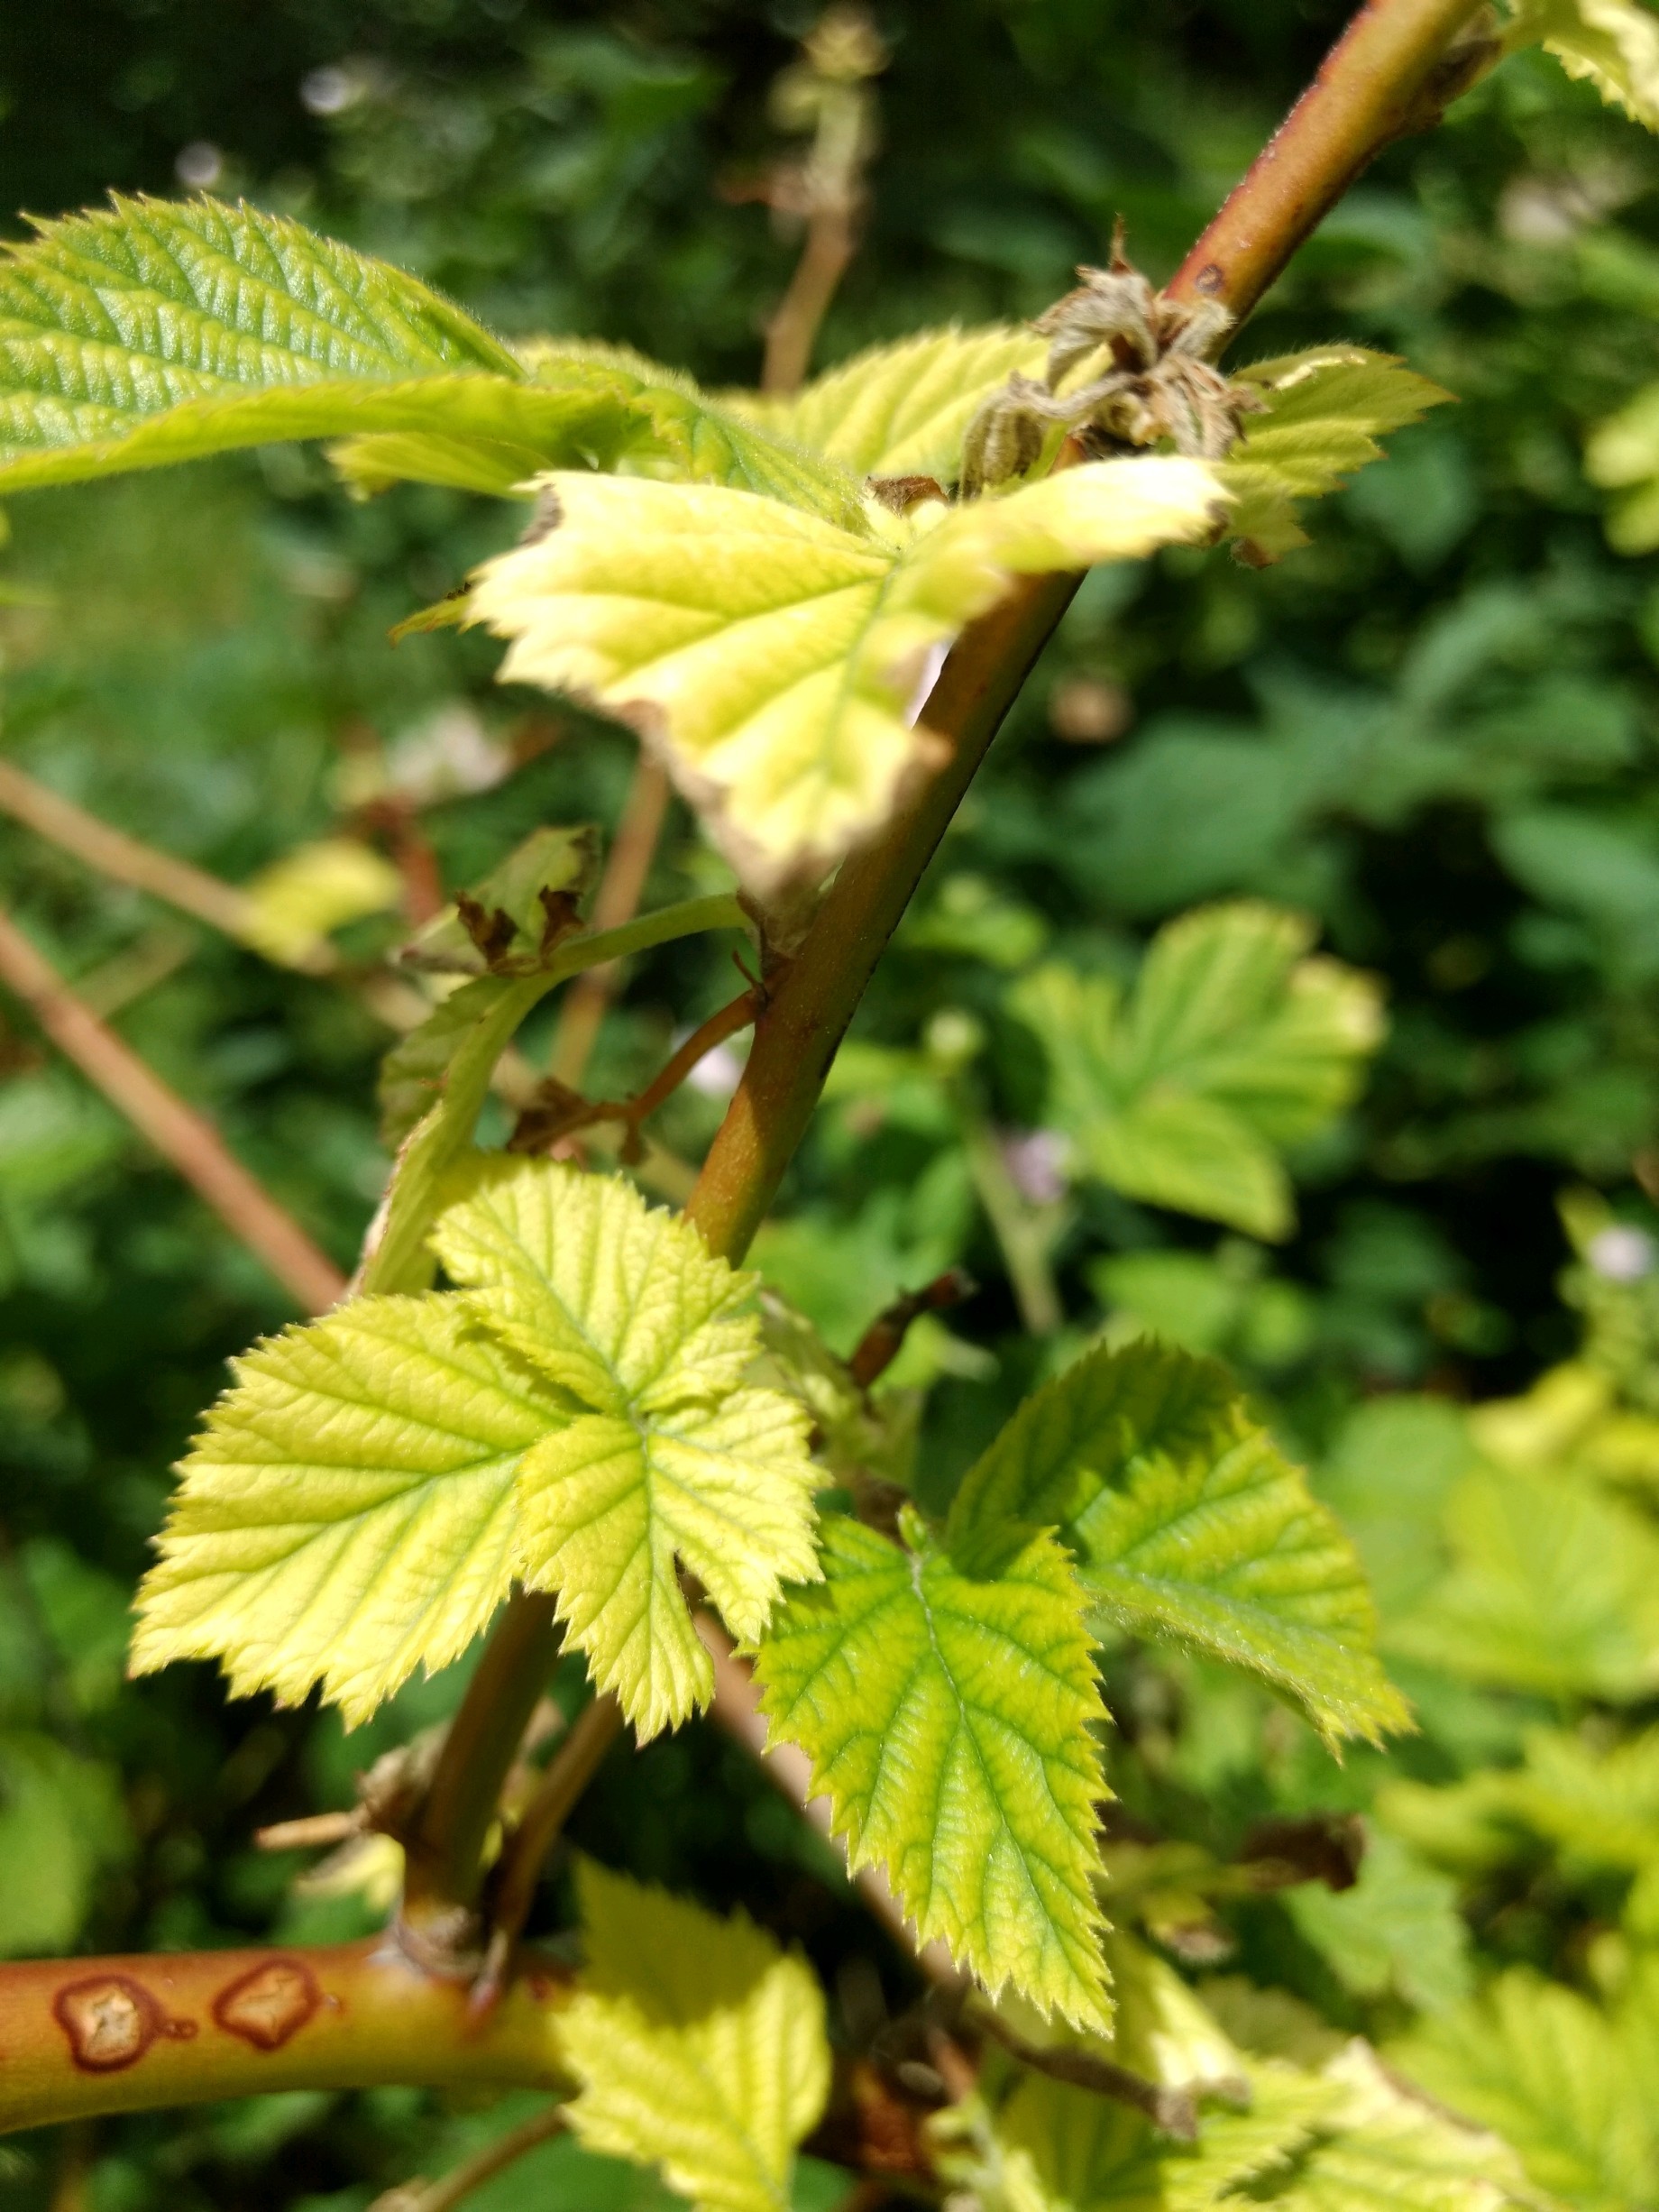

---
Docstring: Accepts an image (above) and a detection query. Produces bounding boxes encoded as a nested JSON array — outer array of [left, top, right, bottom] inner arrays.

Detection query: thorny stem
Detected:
[[0, 906, 347, 1315], [0, 0, 1492, 2131]]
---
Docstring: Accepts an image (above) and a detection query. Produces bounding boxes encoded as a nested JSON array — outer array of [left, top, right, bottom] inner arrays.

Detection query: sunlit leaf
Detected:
[[238, 837, 403, 968], [1504, 0, 1659, 130], [949, 1338, 1409, 1745], [736, 325, 1049, 483], [469, 457, 1225, 892], [934, 2060, 1336, 2212], [131, 1295, 558, 1724], [1391, 1463, 1659, 1701], [1013, 902, 1383, 1240], [1393, 1969, 1654, 2211], [558, 1860, 831, 2212], [434, 1158, 819, 1738], [1222, 348, 1453, 563], [755, 1510, 1113, 2029]]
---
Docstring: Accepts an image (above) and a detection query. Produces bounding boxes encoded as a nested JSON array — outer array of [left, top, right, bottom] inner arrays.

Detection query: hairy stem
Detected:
[[1166, 0, 1492, 317], [0, 907, 346, 1315]]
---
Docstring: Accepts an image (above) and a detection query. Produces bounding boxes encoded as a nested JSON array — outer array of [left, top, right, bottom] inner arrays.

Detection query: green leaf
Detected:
[[938, 2061, 1337, 2212], [238, 837, 404, 968], [1222, 349, 1453, 563], [1255, 2042, 1537, 2212], [751, 1291, 921, 1493], [1586, 377, 1659, 552], [1390, 1463, 1659, 1700], [398, 823, 599, 978], [0, 199, 866, 526], [0, 193, 527, 489], [754, 1510, 1113, 2029], [735, 326, 1049, 484], [949, 1338, 1409, 1746], [1012, 902, 1383, 1240], [1282, 1831, 1472, 2015], [364, 892, 746, 1296], [1393, 1969, 1655, 2212], [558, 1860, 831, 2212], [1503, 0, 1659, 130], [130, 1294, 560, 1724], [0, 1732, 128, 1957], [467, 456, 1226, 893], [335, 343, 868, 527], [433, 1158, 819, 1739]]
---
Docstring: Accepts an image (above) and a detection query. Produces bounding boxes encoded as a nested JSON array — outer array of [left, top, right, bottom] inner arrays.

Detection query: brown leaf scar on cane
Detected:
[[54, 1975, 197, 2072], [212, 1958, 323, 2051]]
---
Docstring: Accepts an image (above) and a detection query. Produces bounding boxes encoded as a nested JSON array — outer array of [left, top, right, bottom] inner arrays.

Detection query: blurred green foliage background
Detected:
[[9, 2, 1659, 2205]]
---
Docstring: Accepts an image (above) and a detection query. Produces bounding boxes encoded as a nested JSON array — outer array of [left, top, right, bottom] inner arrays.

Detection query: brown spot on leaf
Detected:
[[1192, 261, 1227, 296], [54, 1976, 196, 2072], [212, 1958, 321, 2051]]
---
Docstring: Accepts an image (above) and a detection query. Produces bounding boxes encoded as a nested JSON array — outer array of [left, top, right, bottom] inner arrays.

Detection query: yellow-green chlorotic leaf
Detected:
[[1013, 902, 1383, 1241], [755, 1511, 1113, 2030], [433, 1158, 820, 1738], [1389, 1461, 1659, 1701], [558, 1860, 831, 2212], [131, 1295, 559, 1724], [1223, 348, 1453, 562], [949, 1338, 1409, 1746], [1392, 1968, 1654, 2211], [736, 324, 1049, 483], [467, 456, 1225, 894], [936, 2060, 1336, 2212], [1503, 0, 1659, 130]]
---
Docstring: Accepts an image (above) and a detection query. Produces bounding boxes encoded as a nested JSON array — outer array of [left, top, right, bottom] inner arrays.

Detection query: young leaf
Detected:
[[1392, 1969, 1654, 2211], [1257, 2042, 1537, 2212], [1222, 348, 1453, 562], [949, 1337, 1409, 1746], [1012, 902, 1383, 1240], [0, 193, 528, 488], [432, 1158, 820, 1739], [736, 325, 1049, 483], [1390, 1463, 1659, 1701], [363, 892, 746, 1297], [1282, 1831, 1472, 2014], [398, 823, 598, 977], [468, 456, 1225, 893], [0, 197, 867, 524], [754, 1510, 1113, 2031], [1503, 0, 1659, 131], [130, 1295, 559, 1724], [334, 344, 869, 528], [943, 2061, 1336, 2212], [557, 1860, 831, 2212], [238, 837, 404, 968]]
